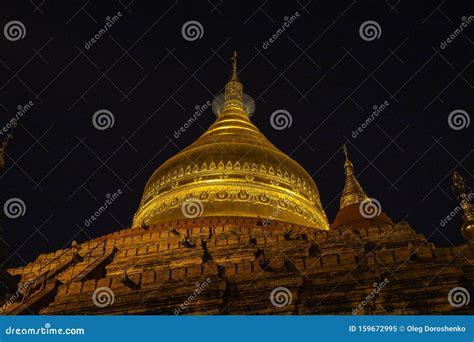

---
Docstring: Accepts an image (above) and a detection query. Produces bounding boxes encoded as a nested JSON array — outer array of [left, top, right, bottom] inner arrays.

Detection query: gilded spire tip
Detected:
[[340, 144, 369, 209], [223, 51, 244, 112], [342, 144, 353, 175], [343, 144, 349, 160], [230, 51, 239, 81], [451, 170, 474, 241]]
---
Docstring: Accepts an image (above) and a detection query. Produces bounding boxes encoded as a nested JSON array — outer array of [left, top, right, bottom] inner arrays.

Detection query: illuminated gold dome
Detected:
[[133, 53, 329, 230]]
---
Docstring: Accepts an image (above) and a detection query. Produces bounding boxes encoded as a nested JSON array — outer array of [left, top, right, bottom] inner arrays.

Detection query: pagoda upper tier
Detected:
[[133, 53, 329, 230]]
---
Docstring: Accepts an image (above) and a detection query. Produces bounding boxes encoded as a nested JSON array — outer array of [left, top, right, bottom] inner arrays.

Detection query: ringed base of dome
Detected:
[[133, 186, 329, 230]]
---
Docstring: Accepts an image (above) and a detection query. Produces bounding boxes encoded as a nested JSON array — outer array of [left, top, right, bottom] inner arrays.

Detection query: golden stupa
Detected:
[[452, 171, 474, 240], [340, 145, 369, 209], [133, 52, 329, 230]]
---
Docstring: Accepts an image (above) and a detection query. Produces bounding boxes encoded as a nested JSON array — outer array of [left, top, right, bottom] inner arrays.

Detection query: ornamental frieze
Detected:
[[134, 187, 324, 228], [142, 160, 317, 206]]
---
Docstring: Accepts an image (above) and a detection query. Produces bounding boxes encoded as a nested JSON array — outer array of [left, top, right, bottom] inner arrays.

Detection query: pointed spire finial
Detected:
[[223, 51, 244, 112], [230, 51, 239, 81], [342, 144, 354, 175], [451, 171, 474, 241], [340, 145, 369, 209], [452, 171, 471, 202], [0, 123, 16, 170], [343, 144, 350, 164]]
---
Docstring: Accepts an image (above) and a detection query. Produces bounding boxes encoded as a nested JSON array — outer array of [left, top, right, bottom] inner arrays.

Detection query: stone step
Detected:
[[5, 280, 60, 315], [68, 249, 116, 283]]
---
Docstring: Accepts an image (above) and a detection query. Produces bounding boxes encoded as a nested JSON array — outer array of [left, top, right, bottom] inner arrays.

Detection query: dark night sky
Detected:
[[0, 0, 472, 267]]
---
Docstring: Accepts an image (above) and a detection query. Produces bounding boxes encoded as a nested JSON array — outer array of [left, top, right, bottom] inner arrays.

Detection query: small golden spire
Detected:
[[343, 144, 354, 175], [452, 171, 474, 241], [343, 144, 349, 159], [340, 145, 369, 209], [0, 127, 16, 170], [224, 51, 244, 112], [230, 51, 239, 81]]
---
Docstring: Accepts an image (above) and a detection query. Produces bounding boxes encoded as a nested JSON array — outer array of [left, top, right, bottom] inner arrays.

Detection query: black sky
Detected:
[[0, 0, 472, 267]]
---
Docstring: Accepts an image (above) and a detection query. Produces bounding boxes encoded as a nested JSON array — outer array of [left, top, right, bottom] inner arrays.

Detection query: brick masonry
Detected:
[[3, 216, 474, 315]]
